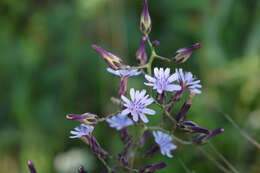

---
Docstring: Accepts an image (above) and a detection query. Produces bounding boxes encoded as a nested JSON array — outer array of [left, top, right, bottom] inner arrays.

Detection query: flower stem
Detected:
[[198, 147, 230, 173], [209, 142, 239, 173]]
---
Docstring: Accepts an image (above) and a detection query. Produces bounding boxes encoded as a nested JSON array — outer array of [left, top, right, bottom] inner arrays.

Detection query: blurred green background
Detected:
[[1, 0, 260, 172]]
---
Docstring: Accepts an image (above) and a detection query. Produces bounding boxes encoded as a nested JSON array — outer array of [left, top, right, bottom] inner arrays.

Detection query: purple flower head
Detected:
[[70, 124, 94, 139], [140, 0, 152, 34], [106, 113, 134, 130], [107, 67, 141, 78], [172, 43, 201, 64], [121, 88, 155, 123], [145, 67, 181, 94], [92, 45, 123, 70], [153, 131, 177, 158], [136, 36, 147, 65], [175, 68, 202, 94]]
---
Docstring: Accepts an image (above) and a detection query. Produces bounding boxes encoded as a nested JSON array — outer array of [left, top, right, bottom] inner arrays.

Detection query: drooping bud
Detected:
[[179, 121, 209, 134], [27, 160, 37, 173], [118, 76, 129, 96], [172, 43, 201, 64], [175, 92, 195, 122], [140, 162, 166, 173], [66, 113, 98, 125], [78, 166, 88, 173], [140, 0, 152, 35], [92, 45, 123, 70], [136, 36, 147, 65], [194, 128, 224, 145]]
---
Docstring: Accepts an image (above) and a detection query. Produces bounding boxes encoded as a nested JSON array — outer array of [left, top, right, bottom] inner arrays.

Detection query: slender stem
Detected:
[[220, 112, 260, 149], [178, 157, 192, 173], [97, 155, 112, 173], [155, 55, 172, 62], [198, 147, 230, 173], [130, 123, 146, 168], [209, 142, 239, 173], [98, 111, 121, 122]]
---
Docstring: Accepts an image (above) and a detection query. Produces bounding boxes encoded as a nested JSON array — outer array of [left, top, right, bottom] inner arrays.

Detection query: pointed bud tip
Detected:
[[27, 160, 33, 166]]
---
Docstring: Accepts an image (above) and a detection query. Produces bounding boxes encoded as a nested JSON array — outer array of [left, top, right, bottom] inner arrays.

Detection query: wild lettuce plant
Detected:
[[27, 0, 224, 172]]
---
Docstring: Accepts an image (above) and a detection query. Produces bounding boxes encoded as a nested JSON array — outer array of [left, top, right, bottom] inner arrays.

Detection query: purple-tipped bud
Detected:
[[152, 40, 160, 47], [172, 43, 201, 64], [92, 45, 123, 70], [118, 76, 129, 96], [175, 102, 191, 122], [78, 166, 88, 173], [140, 0, 152, 35], [180, 121, 210, 134], [140, 162, 166, 173], [66, 113, 98, 125], [27, 160, 37, 173], [136, 36, 147, 65], [194, 128, 224, 145]]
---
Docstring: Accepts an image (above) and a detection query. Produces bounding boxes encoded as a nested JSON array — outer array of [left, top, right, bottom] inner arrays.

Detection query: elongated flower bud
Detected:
[[175, 92, 195, 122], [66, 113, 98, 125], [92, 45, 123, 70], [172, 43, 201, 64], [194, 128, 224, 145], [118, 76, 129, 96], [140, 162, 166, 173], [179, 121, 209, 134], [136, 36, 147, 65], [27, 160, 37, 173], [140, 0, 152, 35]]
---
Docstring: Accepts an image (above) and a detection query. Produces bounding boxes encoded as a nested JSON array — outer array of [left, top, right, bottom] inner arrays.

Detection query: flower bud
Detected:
[[175, 92, 195, 122], [180, 121, 209, 134], [118, 76, 129, 96], [152, 40, 160, 47], [194, 128, 224, 145], [27, 160, 37, 173], [92, 45, 123, 70], [140, 0, 152, 35], [66, 113, 98, 125], [172, 43, 201, 64], [78, 166, 88, 173], [140, 162, 166, 173], [136, 36, 147, 65]]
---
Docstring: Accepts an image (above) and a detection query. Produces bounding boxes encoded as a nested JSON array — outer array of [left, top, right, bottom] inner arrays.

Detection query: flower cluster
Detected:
[[27, 1, 224, 172]]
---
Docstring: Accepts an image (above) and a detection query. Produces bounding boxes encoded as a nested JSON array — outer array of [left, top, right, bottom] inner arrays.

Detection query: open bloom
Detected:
[[144, 67, 181, 94], [121, 88, 155, 123], [175, 68, 202, 94], [106, 114, 134, 130], [153, 131, 177, 158], [107, 67, 141, 77], [70, 124, 94, 138]]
